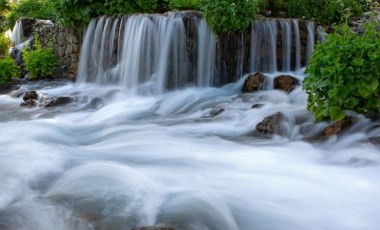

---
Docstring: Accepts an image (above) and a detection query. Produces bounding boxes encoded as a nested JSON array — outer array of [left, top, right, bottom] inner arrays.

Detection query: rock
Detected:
[[52, 66, 69, 79], [202, 108, 225, 118], [44, 96, 74, 107], [84, 97, 104, 109], [255, 112, 283, 135], [273, 75, 298, 93], [242, 72, 266, 92], [131, 227, 174, 230], [0, 83, 20, 95], [322, 116, 358, 137], [23, 90, 38, 101], [251, 104, 264, 109], [20, 100, 38, 107]]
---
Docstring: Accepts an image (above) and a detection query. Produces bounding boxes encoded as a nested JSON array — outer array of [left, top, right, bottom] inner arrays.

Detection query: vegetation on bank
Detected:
[[0, 56, 19, 85], [23, 38, 57, 79], [304, 22, 380, 121]]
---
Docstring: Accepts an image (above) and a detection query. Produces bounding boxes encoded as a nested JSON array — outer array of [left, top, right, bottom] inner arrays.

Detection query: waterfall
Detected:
[[196, 19, 217, 87], [10, 21, 23, 45], [250, 19, 278, 73], [77, 13, 317, 93], [292, 19, 301, 70], [305, 22, 315, 64], [280, 20, 292, 72]]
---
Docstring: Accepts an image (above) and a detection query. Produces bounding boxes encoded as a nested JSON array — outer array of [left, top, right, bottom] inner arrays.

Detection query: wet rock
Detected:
[[20, 100, 38, 107], [52, 66, 69, 79], [20, 18, 36, 38], [44, 96, 74, 107], [274, 75, 298, 93], [0, 83, 20, 95], [201, 108, 225, 118], [255, 112, 283, 135], [23, 90, 38, 101], [242, 72, 265, 92], [131, 227, 174, 230], [84, 97, 104, 110], [251, 104, 264, 109], [322, 117, 358, 137], [368, 137, 380, 145]]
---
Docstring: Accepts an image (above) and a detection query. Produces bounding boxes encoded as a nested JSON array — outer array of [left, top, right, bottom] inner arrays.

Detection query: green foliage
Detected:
[[258, 0, 289, 13], [0, 32, 10, 56], [303, 22, 380, 121], [54, 0, 104, 28], [169, 0, 201, 10], [7, 0, 56, 29], [23, 38, 57, 79], [0, 56, 19, 85], [201, 0, 259, 34], [105, 0, 157, 15], [288, 0, 371, 26]]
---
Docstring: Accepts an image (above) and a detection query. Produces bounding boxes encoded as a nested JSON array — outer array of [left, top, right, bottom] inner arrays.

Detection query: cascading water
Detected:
[[10, 21, 23, 46], [78, 14, 315, 93], [305, 22, 315, 64], [1, 12, 379, 230]]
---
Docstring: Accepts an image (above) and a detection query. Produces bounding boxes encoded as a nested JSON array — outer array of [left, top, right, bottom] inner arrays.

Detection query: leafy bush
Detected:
[[288, 0, 371, 25], [0, 32, 10, 56], [169, 0, 201, 10], [0, 56, 19, 84], [258, 0, 289, 13], [7, 0, 56, 29], [105, 0, 157, 15], [23, 38, 57, 79], [303, 22, 380, 121], [201, 0, 258, 34]]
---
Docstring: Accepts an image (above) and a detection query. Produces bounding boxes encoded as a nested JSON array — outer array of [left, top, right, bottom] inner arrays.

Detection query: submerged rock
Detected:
[[251, 104, 264, 109], [322, 117, 358, 137], [242, 72, 265, 92], [0, 83, 20, 95], [273, 75, 298, 93], [44, 96, 74, 107], [255, 112, 283, 135], [20, 99, 38, 107]]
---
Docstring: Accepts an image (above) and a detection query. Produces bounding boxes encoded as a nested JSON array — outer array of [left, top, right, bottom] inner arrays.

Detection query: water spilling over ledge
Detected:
[[77, 12, 318, 94]]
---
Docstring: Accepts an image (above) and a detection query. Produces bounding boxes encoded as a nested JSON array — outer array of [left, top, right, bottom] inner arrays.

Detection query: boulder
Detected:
[[322, 116, 358, 137], [23, 90, 38, 101], [273, 75, 298, 93], [242, 72, 265, 92], [44, 96, 74, 107], [255, 112, 283, 135]]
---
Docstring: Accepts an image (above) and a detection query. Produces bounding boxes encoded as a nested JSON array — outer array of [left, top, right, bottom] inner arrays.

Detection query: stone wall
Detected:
[[35, 24, 80, 79]]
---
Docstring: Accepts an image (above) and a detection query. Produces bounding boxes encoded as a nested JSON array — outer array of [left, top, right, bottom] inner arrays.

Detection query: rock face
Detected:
[[274, 75, 298, 93], [322, 117, 358, 137], [0, 83, 20, 95], [242, 73, 266, 92], [35, 24, 80, 79], [255, 112, 283, 135]]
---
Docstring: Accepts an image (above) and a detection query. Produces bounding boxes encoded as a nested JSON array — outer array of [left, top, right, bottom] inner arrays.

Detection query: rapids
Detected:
[[0, 72, 380, 230]]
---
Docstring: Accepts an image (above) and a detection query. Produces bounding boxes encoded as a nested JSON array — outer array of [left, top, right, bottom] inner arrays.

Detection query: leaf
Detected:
[[329, 106, 346, 121], [352, 58, 364, 67]]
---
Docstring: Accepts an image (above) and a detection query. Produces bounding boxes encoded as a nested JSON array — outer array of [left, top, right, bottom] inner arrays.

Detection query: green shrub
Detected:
[[0, 56, 19, 85], [105, 0, 157, 15], [169, 0, 201, 10], [288, 0, 370, 25], [200, 0, 259, 34], [7, 0, 56, 29], [258, 0, 289, 13], [0, 32, 10, 56], [303, 22, 380, 121], [23, 38, 57, 79]]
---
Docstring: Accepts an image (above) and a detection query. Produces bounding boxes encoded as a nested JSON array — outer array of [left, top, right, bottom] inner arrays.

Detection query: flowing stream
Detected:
[[1, 14, 380, 230]]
